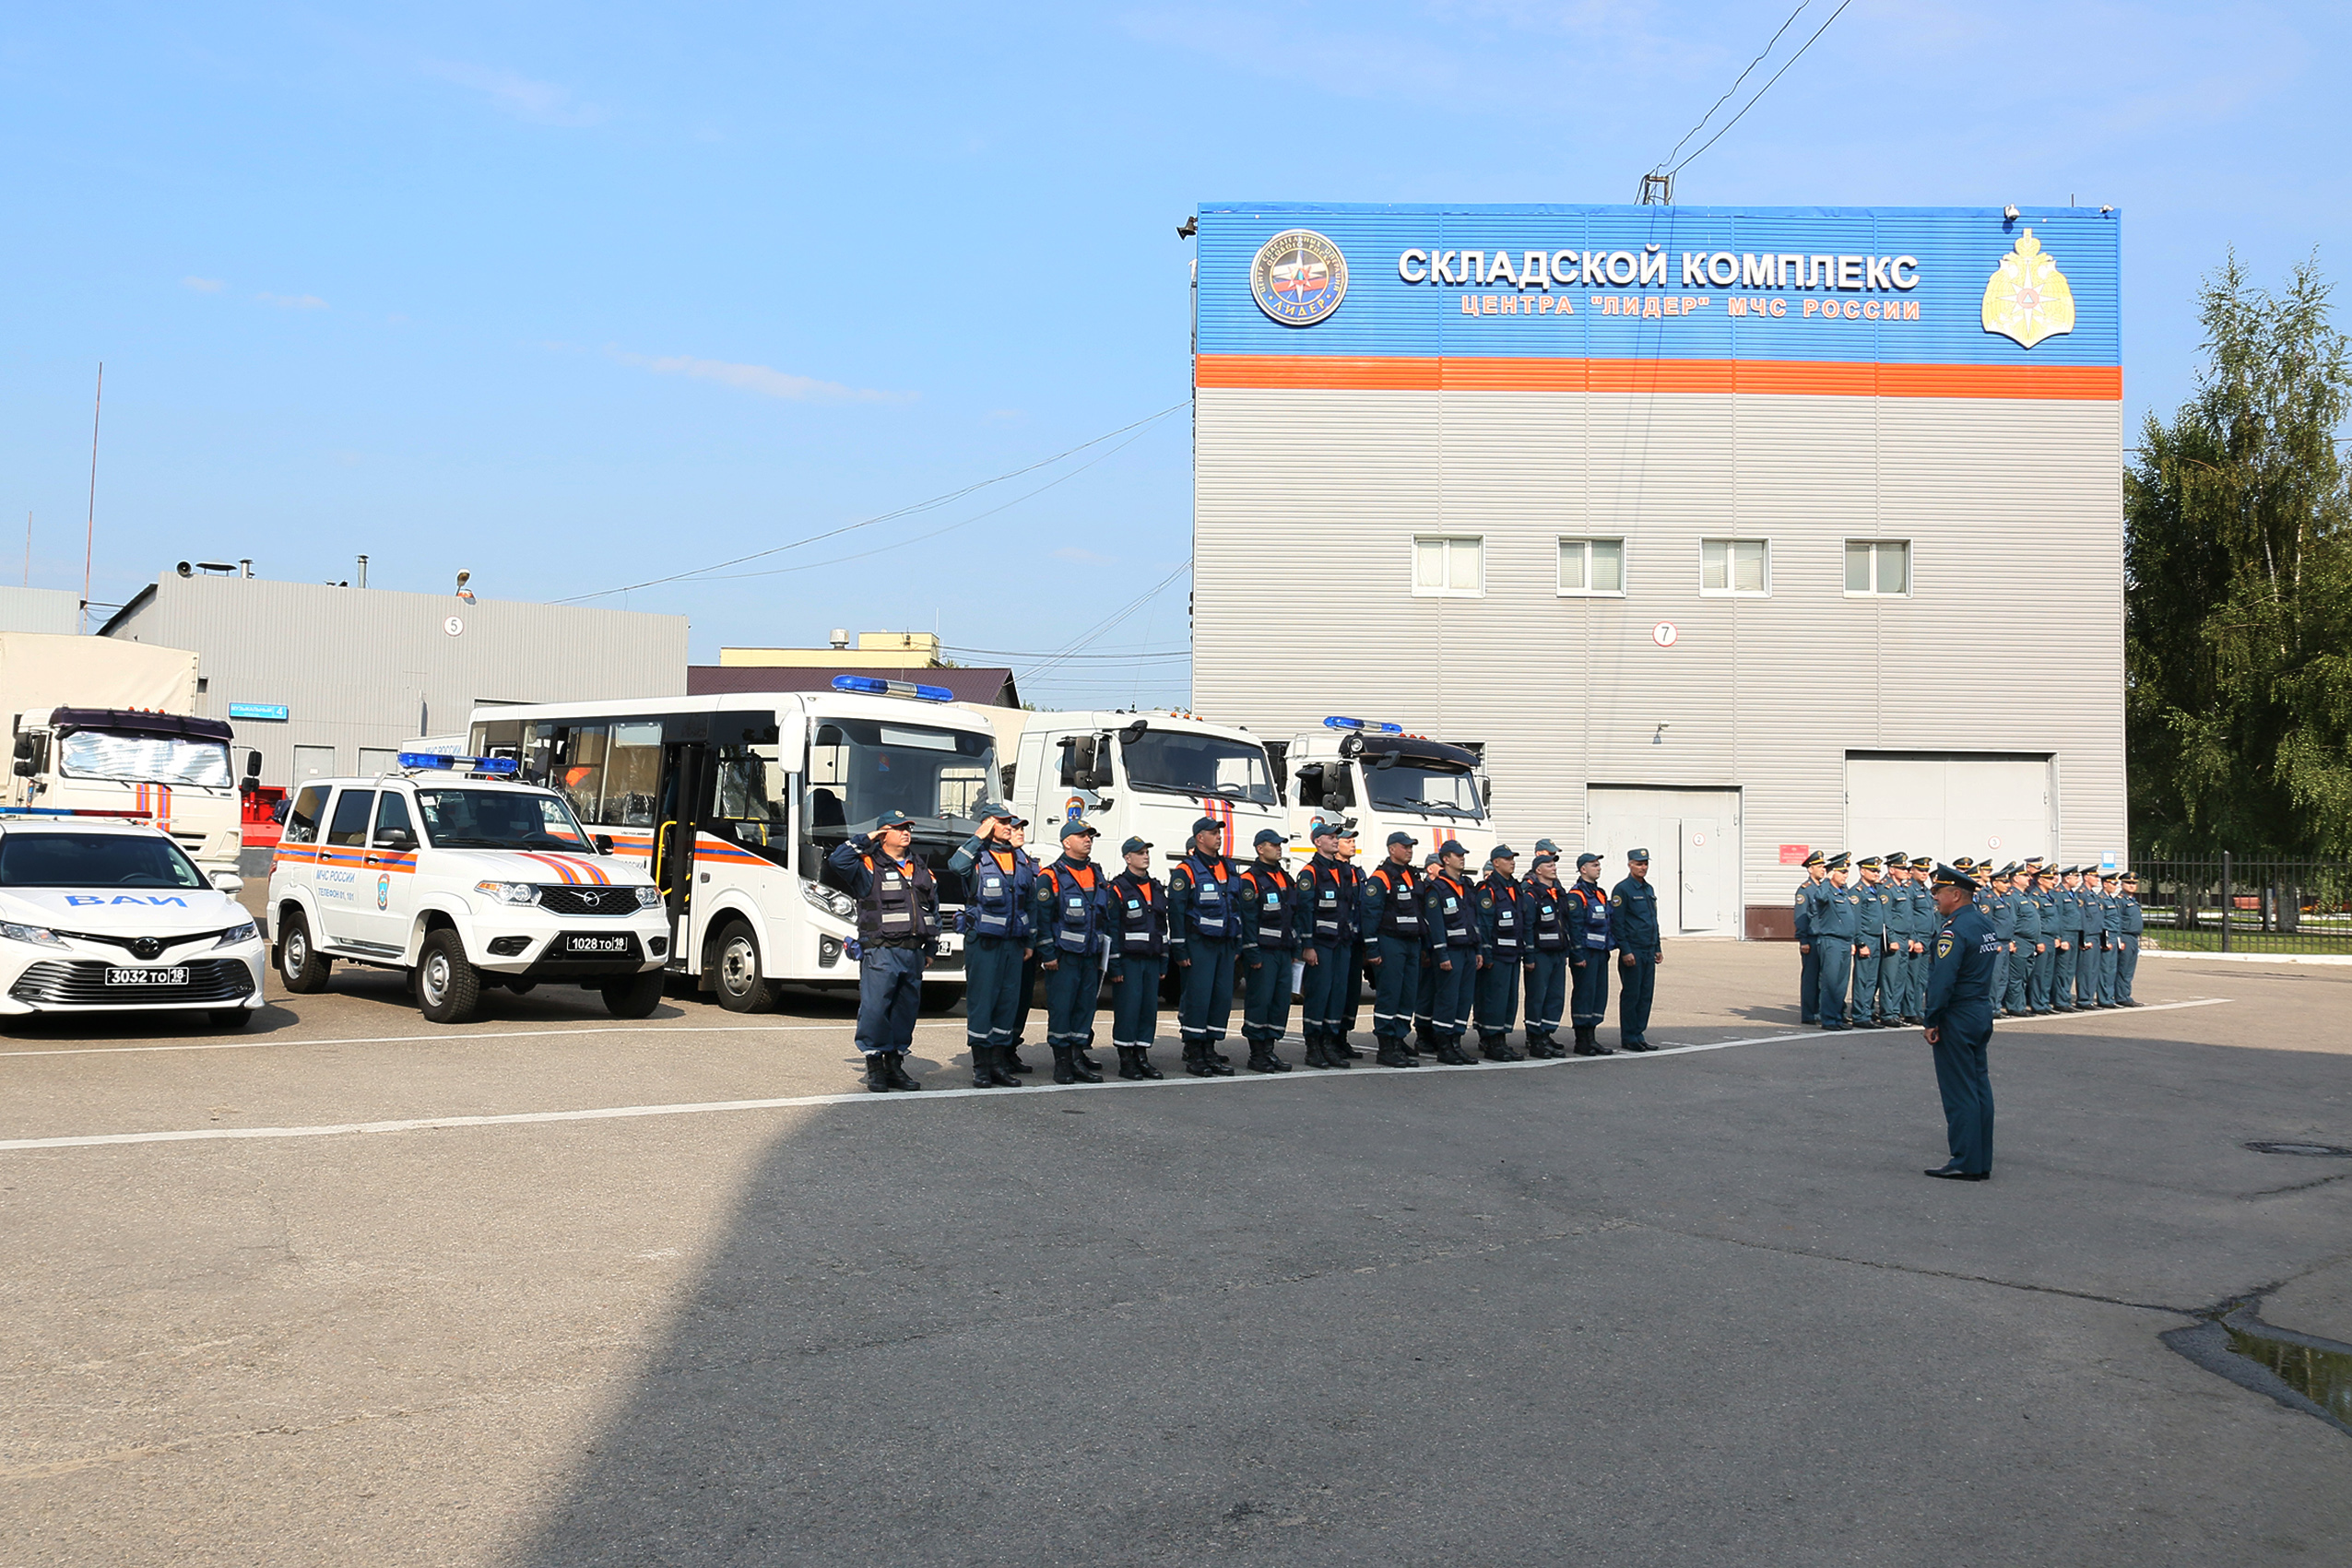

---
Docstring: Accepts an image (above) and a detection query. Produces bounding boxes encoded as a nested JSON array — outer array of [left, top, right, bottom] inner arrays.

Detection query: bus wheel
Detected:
[[711, 922, 776, 1014], [278, 913, 333, 994]]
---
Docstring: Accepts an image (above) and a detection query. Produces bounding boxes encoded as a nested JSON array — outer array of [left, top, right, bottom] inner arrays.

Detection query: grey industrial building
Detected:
[[99, 569, 687, 788]]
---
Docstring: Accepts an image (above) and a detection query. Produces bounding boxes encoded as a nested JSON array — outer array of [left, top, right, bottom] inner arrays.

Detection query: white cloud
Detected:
[[421, 58, 604, 126], [609, 349, 913, 406], [182, 276, 225, 293], [256, 292, 328, 311]]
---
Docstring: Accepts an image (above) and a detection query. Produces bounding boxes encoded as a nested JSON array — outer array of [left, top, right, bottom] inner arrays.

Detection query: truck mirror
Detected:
[[1081, 733, 1115, 790], [1481, 779, 1494, 808], [10, 757, 31, 778], [999, 763, 1016, 797], [1117, 719, 1150, 746], [1294, 763, 1324, 808], [1059, 735, 1098, 789], [1329, 768, 1355, 809], [11, 733, 32, 760], [243, 749, 262, 779]]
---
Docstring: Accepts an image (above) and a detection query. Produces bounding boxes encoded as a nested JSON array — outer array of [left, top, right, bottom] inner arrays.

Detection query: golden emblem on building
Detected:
[[1980, 229, 2075, 348]]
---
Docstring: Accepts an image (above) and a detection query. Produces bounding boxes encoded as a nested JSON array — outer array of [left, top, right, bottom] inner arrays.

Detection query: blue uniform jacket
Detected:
[[1167, 853, 1256, 958], [1924, 903, 2000, 1039], [1805, 878, 1862, 943], [948, 837, 1034, 943], [1610, 875, 1661, 957], [1567, 878, 1612, 961]]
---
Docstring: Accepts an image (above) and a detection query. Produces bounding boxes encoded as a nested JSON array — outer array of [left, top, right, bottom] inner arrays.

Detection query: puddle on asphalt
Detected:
[[2226, 1323, 2352, 1426]]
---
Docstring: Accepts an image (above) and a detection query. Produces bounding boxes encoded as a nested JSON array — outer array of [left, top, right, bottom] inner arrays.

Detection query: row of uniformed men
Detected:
[[912, 808, 1668, 1092], [1795, 851, 2146, 1031]]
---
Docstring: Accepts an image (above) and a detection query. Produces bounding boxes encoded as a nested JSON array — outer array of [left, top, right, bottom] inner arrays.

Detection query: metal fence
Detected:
[[2133, 856, 2352, 957]]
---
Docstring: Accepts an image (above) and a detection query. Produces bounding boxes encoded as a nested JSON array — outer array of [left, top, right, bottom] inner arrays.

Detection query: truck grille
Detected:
[[538, 887, 642, 916], [9, 960, 256, 1007]]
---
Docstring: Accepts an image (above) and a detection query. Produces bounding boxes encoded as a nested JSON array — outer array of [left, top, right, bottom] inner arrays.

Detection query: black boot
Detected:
[[1244, 1039, 1280, 1074], [1051, 1044, 1080, 1085], [1481, 1034, 1524, 1063], [863, 1053, 892, 1091], [1302, 1036, 1332, 1070], [1264, 1041, 1292, 1071], [1001, 1044, 1034, 1074], [1375, 1038, 1414, 1067], [1331, 1035, 1363, 1059], [1070, 1043, 1104, 1082], [986, 1045, 1022, 1088], [1204, 1042, 1236, 1077], [1575, 1026, 1616, 1056], [882, 1052, 919, 1091], [1116, 1045, 1144, 1080], [1434, 1037, 1472, 1066], [1132, 1045, 1165, 1079], [1322, 1032, 1353, 1068], [1181, 1041, 1211, 1078], [971, 1043, 999, 1088]]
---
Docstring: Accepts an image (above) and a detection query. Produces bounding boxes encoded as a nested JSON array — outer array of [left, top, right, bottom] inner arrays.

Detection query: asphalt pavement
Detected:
[[3, 944, 2347, 1566]]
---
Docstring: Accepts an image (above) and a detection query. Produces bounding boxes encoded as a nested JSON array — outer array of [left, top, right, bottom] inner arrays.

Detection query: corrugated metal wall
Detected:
[[102, 575, 688, 787]]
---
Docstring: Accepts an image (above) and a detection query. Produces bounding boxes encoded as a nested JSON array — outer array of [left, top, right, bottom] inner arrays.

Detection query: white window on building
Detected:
[[1412, 536, 1484, 597], [1556, 537, 1625, 596], [1845, 538, 1911, 597], [1700, 537, 1769, 596]]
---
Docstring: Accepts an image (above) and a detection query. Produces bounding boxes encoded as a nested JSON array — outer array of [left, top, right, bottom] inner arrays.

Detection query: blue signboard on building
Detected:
[[227, 702, 290, 722]]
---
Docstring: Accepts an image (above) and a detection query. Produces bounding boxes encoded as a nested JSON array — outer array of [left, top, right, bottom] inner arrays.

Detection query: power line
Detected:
[[944, 643, 1188, 661], [1667, 0, 1852, 177], [555, 400, 1188, 603], [1020, 561, 1191, 682], [1652, 1, 1813, 176]]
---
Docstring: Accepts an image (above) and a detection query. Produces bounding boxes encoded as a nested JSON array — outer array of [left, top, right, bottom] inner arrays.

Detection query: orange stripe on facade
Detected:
[[1194, 355, 2122, 401]]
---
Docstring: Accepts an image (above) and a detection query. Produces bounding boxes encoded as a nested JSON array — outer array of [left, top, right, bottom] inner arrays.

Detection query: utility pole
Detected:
[[82, 363, 103, 629]]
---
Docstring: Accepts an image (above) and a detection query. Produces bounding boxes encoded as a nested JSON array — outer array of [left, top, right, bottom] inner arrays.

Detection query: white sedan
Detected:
[[0, 818, 267, 1027]]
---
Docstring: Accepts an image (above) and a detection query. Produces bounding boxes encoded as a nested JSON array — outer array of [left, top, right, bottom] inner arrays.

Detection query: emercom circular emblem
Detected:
[[1251, 230, 1348, 326]]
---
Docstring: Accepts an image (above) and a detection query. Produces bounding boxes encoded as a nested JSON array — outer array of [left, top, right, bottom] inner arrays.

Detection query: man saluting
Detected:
[[1921, 863, 2001, 1181]]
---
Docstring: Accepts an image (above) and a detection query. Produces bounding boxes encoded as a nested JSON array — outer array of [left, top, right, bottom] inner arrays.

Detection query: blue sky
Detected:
[[3, 2, 2345, 709]]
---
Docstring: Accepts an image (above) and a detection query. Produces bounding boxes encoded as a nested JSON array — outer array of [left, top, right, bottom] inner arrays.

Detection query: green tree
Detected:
[[2125, 253, 2352, 857]]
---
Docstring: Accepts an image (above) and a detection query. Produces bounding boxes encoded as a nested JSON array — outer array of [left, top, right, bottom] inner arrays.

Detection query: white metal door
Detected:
[[1679, 817, 1723, 932], [292, 745, 336, 782]]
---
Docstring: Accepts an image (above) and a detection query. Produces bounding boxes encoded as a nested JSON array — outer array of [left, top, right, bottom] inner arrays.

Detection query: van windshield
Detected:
[[414, 788, 594, 851], [58, 731, 235, 790], [1121, 731, 1277, 805]]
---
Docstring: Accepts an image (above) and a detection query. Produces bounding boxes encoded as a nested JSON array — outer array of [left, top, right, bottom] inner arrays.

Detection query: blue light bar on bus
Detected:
[[832, 675, 954, 702], [1322, 716, 1404, 734], [396, 751, 520, 774]]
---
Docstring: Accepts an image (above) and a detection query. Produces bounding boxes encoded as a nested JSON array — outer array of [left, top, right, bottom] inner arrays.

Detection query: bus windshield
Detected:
[[805, 716, 994, 840], [1363, 760, 1483, 819], [58, 731, 235, 790], [1120, 731, 1277, 805]]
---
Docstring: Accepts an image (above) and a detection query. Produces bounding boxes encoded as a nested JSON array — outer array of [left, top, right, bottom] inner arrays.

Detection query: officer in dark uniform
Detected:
[[1236, 827, 1300, 1074], [2096, 869, 2125, 1007], [947, 802, 1032, 1089], [1611, 849, 1662, 1052], [1106, 835, 1168, 1079], [1804, 853, 1860, 1030], [1921, 863, 2000, 1181], [1882, 855, 1920, 1025], [1358, 831, 1424, 1069], [1033, 819, 1113, 1083], [2075, 868, 2106, 1008], [1905, 855, 1937, 1023], [1295, 820, 1365, 1063], [1984, 865, 2017, 1017], [1412, 849, 1446, 1053], [1472, 845, 1528, 1061], [2116, 873, 2145, 1005], [826, 808, 939, 1092], [2025, 862, 2059, 1014], [2050, 867, 2081, 1011], [1850, 856, 1893, 1026], [2006, 863, 2045, 1019], [1421, 839, 1482, 1063], [1519, 851, 1571, 1058], [1169, 815, 1253, 1076], [1793, 849, 1826, 1023], [1003, 816, 1045, 1071], [1566, 852, 1614, 1055]]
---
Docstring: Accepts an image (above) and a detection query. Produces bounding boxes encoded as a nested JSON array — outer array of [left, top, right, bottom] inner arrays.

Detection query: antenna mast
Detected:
[[82, 363, 103, 629]]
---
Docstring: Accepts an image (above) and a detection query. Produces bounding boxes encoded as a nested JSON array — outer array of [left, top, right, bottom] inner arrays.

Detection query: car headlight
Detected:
[[634, 886, 663, 909], [474, 880, 541, 906], [1, 922, 66, 949], [215, 920, 259, 948], [798, 878, 856, 920]]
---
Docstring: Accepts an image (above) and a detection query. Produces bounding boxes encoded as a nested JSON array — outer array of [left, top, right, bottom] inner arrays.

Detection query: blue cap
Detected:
[[1577, 852, 1601, 867], [974, 801, 1015, 821], [1061, 819, 1100, 839], [1531, 852, 1558, 867], [875, 809, 916, 829], [1627, 847, 1650, 862], [1191, 816, 1223, 835], [1489, 844, 1516, 860], [1386, 831, 1415, 847], [1120, 836, 1152, 855], [1931, 863, 1979, 893], [1437, 840, 1467, 858], [1533, 838, 1562, 854], [1252, 828, 1285, 847]]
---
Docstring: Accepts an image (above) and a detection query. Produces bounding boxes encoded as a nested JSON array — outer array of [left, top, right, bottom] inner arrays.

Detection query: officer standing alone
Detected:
[[1107, 836, 1169, 1079], [1236, 828, 1301, 1074], [1358, 831, 1424, 1069], [826, 808, 938, 1092], [1921, 863, 2000, 1181], [1611, 849, 1662, 1053]]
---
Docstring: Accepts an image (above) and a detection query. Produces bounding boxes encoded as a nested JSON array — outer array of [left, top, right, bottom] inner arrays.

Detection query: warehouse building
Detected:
[[1189, 202, 2124, 937], [99, 566, 687, 787]]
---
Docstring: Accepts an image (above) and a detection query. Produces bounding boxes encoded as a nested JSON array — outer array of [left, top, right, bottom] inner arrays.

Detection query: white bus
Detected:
[[467, 678, 998, 1009]]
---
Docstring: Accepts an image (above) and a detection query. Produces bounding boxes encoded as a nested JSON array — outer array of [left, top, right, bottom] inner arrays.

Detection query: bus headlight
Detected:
[[798, 878, 856, 921]]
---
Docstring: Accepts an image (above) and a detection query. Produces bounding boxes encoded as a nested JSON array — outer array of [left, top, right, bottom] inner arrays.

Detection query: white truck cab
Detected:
[[1281, 718, 1496, 865], [6, 707, 255, 874], [265, 752, 669, 1024], [989, 709, 1287, 866]]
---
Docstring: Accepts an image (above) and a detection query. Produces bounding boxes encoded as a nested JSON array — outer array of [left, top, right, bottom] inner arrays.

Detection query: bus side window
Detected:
[[284, 784, 329, 844]]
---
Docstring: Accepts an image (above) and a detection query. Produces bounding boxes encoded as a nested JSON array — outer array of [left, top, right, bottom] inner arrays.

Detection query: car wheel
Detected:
[[602, 970, 667, 1019], [502, 979, 538, 995], [278, 912, 333, 994], [207, 1008, 254, 1029], [711, 921, 776, 1014], [920, 981, 964, 1015], [416, 929, 481, 1024]]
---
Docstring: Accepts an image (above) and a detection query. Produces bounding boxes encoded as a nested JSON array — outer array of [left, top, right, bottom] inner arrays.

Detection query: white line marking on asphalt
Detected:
[[0, 998, 2232, 1154], [0, 1020, 964, 1061]]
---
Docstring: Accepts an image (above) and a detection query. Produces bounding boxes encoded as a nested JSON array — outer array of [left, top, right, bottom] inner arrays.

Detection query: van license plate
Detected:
[[107, 967, 188, 987]]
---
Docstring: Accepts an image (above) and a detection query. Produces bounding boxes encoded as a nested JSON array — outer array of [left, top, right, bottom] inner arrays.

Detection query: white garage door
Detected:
[[1845, 753, 2052, 867]]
